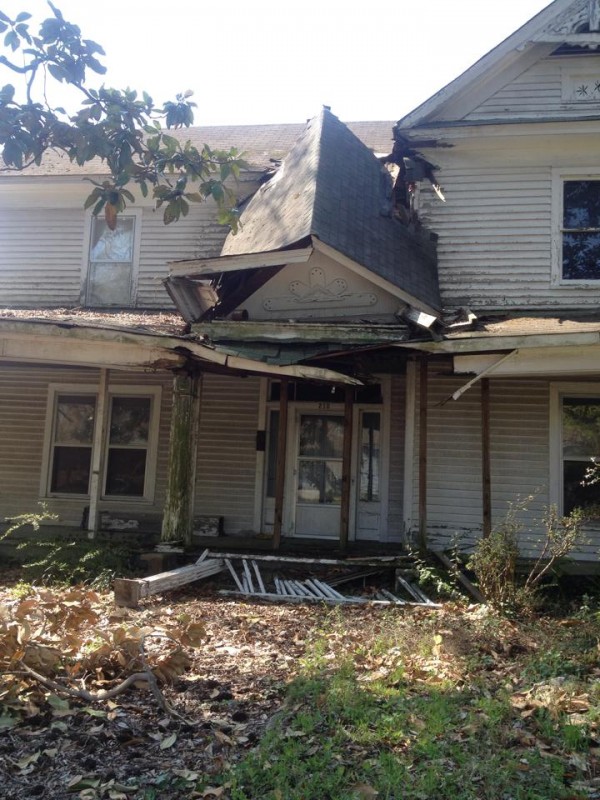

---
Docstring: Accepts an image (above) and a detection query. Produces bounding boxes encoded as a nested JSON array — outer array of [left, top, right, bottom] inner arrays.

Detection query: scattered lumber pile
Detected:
[[218, 555, 438, 607]]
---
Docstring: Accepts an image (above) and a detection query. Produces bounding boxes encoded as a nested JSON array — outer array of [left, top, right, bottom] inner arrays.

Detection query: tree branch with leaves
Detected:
[[0, 2, 246, 229]]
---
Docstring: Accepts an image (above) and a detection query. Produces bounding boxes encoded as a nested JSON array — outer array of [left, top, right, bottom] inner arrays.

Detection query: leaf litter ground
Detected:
[[2, 579, 600, 799]]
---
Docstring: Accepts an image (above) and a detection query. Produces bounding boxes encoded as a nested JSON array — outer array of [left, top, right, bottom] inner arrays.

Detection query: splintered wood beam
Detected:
[[418, 357, 428, 552], [272, 377, 289, 550], [481, 378, 492, 538], [340, 385, 355, 552], [114, 559, 224, 608]]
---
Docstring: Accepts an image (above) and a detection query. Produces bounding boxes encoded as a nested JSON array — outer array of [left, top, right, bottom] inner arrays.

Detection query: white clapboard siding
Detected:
[[386, 374, 406, 542], [0, 201, 234, 309], [420, 167, 600, 311], [410, 368, 600, 560], [136, 200, 229, 307], [0, 209, 86, 306], [466, 56, 588, 122], [0, 365, 172, 527], [194, 373, 261, 535]]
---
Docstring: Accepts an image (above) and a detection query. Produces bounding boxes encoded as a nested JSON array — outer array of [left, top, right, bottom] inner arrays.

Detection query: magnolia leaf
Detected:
[[159, 732, 177, 750]]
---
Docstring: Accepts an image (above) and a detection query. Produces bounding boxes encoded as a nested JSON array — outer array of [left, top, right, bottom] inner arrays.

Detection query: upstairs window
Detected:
[[561, 180, 600, 280], [86, 215, 139, 306]]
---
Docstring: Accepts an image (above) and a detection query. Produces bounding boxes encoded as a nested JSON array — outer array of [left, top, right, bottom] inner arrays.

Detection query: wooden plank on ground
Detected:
[[114, 558, 224, 608]]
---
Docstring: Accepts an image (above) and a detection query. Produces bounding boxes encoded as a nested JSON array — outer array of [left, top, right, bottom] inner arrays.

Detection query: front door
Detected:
[[294, 412, 344, 538]]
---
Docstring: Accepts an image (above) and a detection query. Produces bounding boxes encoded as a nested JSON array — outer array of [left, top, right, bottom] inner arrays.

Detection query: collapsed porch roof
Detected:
[[0, 316, 362, 385]]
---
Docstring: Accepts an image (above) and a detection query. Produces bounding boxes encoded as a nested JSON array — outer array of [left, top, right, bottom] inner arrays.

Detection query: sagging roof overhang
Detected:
[[0, 317, 362, 385], [165, 236, 439, 324]]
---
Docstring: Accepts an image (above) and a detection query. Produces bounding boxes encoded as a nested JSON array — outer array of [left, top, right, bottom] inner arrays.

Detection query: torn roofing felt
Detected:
[[220, 108, 440, 313]]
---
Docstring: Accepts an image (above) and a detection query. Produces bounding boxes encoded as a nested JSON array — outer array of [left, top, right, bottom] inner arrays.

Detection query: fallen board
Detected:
[[114, 557, 224, 608]]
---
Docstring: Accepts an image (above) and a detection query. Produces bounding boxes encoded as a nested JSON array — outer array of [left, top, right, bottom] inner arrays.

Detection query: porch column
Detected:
[[161, 371, 201, 545], [340, 385, 355, 552], [272, 377, 289, 550], [481, 378, 492, 537], [88, 368, 110, 537], [418, 357, 428, 552]]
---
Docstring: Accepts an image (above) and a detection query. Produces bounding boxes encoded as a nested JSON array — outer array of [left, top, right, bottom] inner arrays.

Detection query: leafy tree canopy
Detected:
[[0, 2, 246, 228]]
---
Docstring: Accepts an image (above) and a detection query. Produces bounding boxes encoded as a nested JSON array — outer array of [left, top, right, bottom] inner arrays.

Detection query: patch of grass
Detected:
[[217, 607, 600, 800]]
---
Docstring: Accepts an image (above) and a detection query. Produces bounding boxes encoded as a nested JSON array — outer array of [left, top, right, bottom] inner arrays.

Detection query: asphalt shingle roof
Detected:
[[4, 120, 395, 176], [221, 109, 440, 312]]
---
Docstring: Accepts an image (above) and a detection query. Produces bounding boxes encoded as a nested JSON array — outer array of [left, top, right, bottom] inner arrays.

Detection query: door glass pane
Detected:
[[298, 415, 343, 458], [51, 446, 92, 493], [105, 449, 147, 496], [297, 460, 342, 505], [109, 397, 151, 444], [266, 410, 280, 498], [54, 395, 96, 444], [359, 412, 380, 502]]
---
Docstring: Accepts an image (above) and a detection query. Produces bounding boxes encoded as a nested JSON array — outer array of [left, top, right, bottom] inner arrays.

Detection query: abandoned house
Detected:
[[2, 0, 600, 567]]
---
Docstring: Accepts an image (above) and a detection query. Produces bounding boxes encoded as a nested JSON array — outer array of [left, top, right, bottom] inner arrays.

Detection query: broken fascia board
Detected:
[[394, 330, 600, 355], [454, 344, 600, 377], [168, 246, 314, 278], [0, 319, 359, 384], [448, 351, 518, 402], [312, 237, 440, 319], [191, 320, 410, 344]]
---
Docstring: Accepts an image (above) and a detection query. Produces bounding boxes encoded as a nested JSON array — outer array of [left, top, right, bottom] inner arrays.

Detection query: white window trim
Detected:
[[81, 209, 143, 306], [551, 168, 600, 287], [41, 383, 161, 503], [549, 381, 600, 514]]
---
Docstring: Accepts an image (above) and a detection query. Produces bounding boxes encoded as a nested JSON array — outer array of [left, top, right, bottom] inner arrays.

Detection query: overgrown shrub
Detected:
[[17, 538, 140, 588], [468, 499, 586, 613]]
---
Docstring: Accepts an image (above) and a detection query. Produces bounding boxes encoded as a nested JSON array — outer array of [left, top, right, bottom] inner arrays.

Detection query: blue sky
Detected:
[[2, 0, 552, 125]]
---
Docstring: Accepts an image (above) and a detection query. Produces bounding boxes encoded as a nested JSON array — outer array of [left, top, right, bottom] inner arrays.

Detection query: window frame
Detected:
[[41, 383, 161, 503], [549, 382, 600, 515], [81, 209, 142, 307], [552, 169, 600, 286]]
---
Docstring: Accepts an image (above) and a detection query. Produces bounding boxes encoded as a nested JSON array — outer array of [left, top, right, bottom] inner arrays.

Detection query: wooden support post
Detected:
[[418, 357, 428, 552], [340, 385, 354, 552], [481, 378, 492, 538], [88, 368, 110, 537], [161, 371, 200, 545], [272, 378, 289, 550]]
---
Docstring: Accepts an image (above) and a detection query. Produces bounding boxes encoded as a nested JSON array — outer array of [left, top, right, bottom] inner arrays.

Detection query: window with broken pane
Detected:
[[562, 181, 600, 280], [87, 216, 136, 306]]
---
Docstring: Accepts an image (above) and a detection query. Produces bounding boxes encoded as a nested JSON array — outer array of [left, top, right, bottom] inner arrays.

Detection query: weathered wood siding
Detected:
[[194, 373, 261, 535], [419, 163, 600, 311], [466, 55, 600, 122], [0, 174, 263, 309], [0, 365, 172, 527], [407, 364, 600, 561], [386, 374, 406, 542], [0, 204, 227, 309]]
